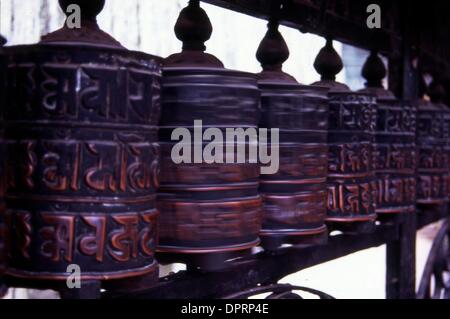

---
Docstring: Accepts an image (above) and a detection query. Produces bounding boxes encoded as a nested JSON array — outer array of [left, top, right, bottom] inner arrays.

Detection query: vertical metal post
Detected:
[[386, 4, 419, 299]]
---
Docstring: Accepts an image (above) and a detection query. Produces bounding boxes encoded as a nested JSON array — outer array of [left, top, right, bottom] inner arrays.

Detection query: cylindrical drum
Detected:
[[258, 82, 328, 247], [445, 105, 450, 200], [157, 0, 262, 269], [416, 99, 447, 204], [363, 95, 417, 216], [428, 81, 450, 203], [4, 44, 161, 284], [0, 36, 7, 283], [158, 68, 262, 266], [325, 92, 378, 227], [312, 39, 377, 231], [359, 51, 417, 217]]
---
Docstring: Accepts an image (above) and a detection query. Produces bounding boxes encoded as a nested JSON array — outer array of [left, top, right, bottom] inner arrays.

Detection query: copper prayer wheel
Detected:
[[312, 39, 377, 232], [429, 80, 450, 202], [416, 80, 448, 205], [359, 51, 417, 218], [0, 35, 7, 292], [4, 0, 161, 289], [157, 1, 262, 270], [255, 21, 328, 250]]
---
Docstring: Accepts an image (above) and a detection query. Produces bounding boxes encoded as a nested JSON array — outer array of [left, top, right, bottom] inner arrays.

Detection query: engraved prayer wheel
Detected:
[[4, 0, 161, 289], [442, 85, 450, 201], [0, 35, 7, 292], [358, 51, 417, 217], [255, 21, 328, 250], [312, 39, 377, 232], [157, 0, 262, 270], [416, 79, 448, 205]]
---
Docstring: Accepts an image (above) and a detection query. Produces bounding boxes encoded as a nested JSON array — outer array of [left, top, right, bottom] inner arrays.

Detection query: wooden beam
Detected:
[[201, 0, 400, 54]]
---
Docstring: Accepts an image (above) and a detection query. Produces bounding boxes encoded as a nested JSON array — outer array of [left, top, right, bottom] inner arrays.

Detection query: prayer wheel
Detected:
[[359, 51, 417, 218], [4, 0, 161, 290], [416, 80, 448, 205], [256, 21, 328, 250], [429, 80, 450, 202], [157, 0, 262, 270], [0, 35, 7, 293], [312, 39, 377, 232]]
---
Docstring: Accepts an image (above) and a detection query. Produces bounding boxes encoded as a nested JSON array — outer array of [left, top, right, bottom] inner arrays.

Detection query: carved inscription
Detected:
[[374, 177, 417, 206], [417, 103, 447, 202], [374, 145, 416, 171], [328, 94, 376, 131], [6, 62, 160, 125], [329, 142, 371, 174], [327, 182, 375, 216], [7, 140, 160, 195], [8, 210, 158, 263]]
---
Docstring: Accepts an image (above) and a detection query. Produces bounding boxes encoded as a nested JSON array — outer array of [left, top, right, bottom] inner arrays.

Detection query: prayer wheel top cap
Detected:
[[165, 0, 224, 67], [40, 0, 124, 49], [312, 38, 349, 92], [256, 20, 297, 83], [359, 50, 395, 99]]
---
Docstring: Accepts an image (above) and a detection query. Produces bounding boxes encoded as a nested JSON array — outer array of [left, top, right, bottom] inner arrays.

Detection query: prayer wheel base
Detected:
[[377, 213, 404, 224], [260, 225, 328, 251], [4, 263, 159, 298], [326, 218, 376, 234], [376, 207, 415, 224], [156, 244, 257, 272]]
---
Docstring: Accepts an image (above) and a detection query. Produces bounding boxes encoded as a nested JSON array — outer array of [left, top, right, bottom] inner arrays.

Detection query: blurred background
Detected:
[[0, 0, 437, 299]]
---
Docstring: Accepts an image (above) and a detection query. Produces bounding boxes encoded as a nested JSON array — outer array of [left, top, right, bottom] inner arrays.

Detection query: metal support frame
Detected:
[[102, 209, 447, 299]]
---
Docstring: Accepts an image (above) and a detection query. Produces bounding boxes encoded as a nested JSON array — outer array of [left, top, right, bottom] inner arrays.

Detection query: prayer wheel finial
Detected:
[[362, 50, 386, 88], [175, 0, 212, 51], [314, 38, 343, 81], [257, 20, 289, 72], [359, 50, 394, 98], [256, 19, 296, 82], [59, 0, 105, 22], [165, 0, 223, 67], [41, 0, 122, 48]]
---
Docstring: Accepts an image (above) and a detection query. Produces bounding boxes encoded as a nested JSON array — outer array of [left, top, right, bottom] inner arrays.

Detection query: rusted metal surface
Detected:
[[157, 0, 262, 270], [3, 0, 161, 287], [255, 20, 328, 249], [359, 51, 417, 216], [312, 39, 377, 230]]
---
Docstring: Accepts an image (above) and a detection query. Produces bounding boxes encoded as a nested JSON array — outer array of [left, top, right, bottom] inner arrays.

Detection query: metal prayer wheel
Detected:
[[416, 80, 448, 205], [157, 1, 262, 270], [312, 39, 377, 232], [4, 0, 161, 289], [255, 21, 328, 250], [429, 80, 450, 202], [359, 51, 417, 217], [0, 35, 7, 291]]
